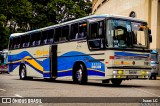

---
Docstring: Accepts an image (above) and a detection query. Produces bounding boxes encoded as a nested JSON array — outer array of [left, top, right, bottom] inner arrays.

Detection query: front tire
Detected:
[[149, 75, 157, 80], [73, 63, 87, 84], [111, 79, 122, 86], [20, 66, 27, 80]]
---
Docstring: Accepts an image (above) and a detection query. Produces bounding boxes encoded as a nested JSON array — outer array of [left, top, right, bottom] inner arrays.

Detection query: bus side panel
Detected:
[[56, 41, 105, 79], [42, 57, 51, 78], [8, 45, 51, 78]]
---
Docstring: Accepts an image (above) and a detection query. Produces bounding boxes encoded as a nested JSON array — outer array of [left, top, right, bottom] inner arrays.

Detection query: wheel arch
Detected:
[[72, 61, 87, 79]]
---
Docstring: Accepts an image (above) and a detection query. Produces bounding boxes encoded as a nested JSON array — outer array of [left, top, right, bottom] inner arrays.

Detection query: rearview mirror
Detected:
[[149, 34, 152, 43], [148, 28, 151, 34]]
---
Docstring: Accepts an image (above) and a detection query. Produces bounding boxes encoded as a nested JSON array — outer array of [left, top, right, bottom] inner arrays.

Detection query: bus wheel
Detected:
[[20, 66, 27, 80], [73, 64, 87, 84], [153, 75, 157, 80], [150, 75, 157, 80], [111, 79, 122, 86]]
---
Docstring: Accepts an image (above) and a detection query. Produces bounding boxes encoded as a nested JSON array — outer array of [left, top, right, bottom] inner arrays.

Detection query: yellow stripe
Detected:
[[24, 56, 44, 72]]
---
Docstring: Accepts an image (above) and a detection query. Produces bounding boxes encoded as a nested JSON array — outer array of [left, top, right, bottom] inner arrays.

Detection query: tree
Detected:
[[13, 0, 32, 31], [0, 0, 92, 50], [47, 0, 91, 24]]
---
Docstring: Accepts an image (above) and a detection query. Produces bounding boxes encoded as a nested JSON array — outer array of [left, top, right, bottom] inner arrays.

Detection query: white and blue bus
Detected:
[[8, 14, 152, 85], [0, 49, 8, 73], [150, 50, 159, 80]]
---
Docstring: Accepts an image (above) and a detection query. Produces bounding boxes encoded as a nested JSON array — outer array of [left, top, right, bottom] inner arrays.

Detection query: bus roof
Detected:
[[10, 14, 147, 38]]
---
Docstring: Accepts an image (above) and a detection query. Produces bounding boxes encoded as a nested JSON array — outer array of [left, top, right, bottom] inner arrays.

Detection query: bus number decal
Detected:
[[91, 63, 101, 69]]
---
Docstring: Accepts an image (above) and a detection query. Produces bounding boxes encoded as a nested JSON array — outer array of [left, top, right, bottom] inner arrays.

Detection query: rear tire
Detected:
[[150, 75, 157, 80], [73, 63, 87, 84], [19, 65, 27, 80], [111, 79, 122, 86]]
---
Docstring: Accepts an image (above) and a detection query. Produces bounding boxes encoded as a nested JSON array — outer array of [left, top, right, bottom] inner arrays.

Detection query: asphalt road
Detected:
[[0, 74, 160, 106]]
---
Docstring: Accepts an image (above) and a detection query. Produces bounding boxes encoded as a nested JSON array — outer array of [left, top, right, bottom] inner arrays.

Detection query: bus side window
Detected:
[[30, 32, 41, 46], [9, 38, 13, 50], [78, 22, 87, 39], [88, 21, 104, 49], [41, 30, 48, 45], [30, 33, 36, 47], [47, 29, 54, 44], [22, 34, 30, 48], [35, 32, 41, 46], [13, 37, 16, 49], [16, 36, 21, 48], [54, 27, 62, 42], [70, 23, 78, 40], [26, 35, 30, 47], [61, 25, 69, 41], [13, 37, 21, 49]]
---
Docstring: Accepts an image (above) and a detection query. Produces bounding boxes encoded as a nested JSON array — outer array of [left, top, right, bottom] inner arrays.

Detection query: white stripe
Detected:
[[133, 87, 160, 97], [0, 89, 6, 91], [14, 94, 23, 98]]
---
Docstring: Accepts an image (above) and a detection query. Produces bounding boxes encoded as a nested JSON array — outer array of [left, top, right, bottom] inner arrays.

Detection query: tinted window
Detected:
[[9, 38, 13, 50], [88, 21, 104, 49], [61, 25, 69, 41], [47, 29, 54, 44], [13, 36, 21, 49], [70, 21, 87, 40], [54, 27, 62, 42], [30, 32, 41, 47], [70, 23, 78, 40], [22, 34, 30, 48]]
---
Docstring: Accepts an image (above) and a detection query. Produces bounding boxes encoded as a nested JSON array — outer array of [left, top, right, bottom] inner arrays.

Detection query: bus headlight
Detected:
[[113, 70, 117, 75], [113, 70, 124, 75], [146, 71, 151, 75]]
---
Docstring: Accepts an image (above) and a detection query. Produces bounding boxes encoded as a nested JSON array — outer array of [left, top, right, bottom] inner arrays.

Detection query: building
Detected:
[[92, 0, 160, 76]]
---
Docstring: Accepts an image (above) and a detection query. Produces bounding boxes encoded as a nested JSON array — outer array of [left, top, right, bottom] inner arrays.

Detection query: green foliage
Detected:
[[0, 0, 92, 50]]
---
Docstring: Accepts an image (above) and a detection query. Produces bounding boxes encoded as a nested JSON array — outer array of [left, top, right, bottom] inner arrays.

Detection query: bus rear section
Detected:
[[0, 49, 8, 74]]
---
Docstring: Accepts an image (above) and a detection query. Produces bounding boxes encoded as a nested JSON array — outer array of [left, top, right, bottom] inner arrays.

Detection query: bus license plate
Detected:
[[129, 70, 137, 74], [128, 76, 137, 79]]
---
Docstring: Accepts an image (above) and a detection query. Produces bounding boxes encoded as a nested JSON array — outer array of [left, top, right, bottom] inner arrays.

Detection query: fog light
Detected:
[[117, 75, 121, 78], [141, 70, 146, 75], [118, 70, 123, 74]]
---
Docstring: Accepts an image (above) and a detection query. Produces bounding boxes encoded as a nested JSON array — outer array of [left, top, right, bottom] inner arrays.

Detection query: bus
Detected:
[[150, 50, 159, 80], [8, 14, 152, 85], [0, 49, 8, 73]]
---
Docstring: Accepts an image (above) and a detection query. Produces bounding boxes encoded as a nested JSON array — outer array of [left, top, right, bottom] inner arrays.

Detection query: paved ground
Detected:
[[0, 74, 160, 106]]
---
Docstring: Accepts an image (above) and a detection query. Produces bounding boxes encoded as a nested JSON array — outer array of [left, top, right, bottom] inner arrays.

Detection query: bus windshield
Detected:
[[106, 19, 147, 48]]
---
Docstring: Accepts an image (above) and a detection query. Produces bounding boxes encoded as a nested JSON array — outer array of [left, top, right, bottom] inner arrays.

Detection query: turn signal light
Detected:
[[110, 56, 114, 59]]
